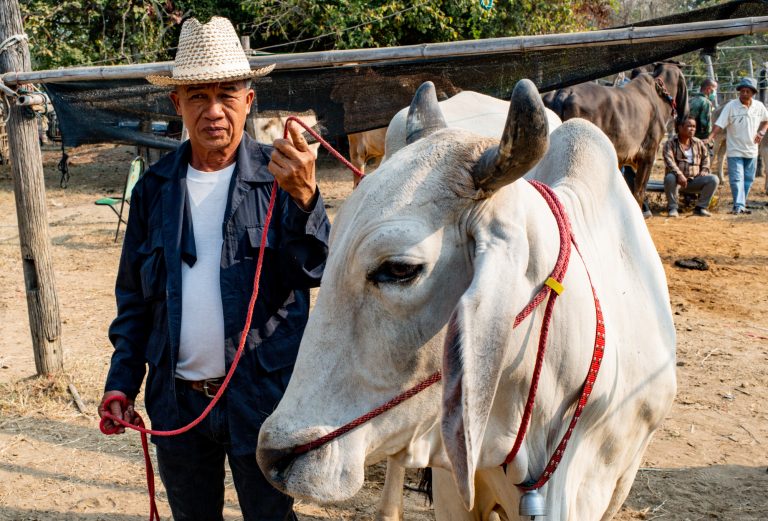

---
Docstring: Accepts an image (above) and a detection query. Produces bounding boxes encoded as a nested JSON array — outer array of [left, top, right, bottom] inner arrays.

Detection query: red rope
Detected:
[[100, 118, 361, 520], [284, 116, 364, 180], [504, 181, 571, 466], [293, 371, 442, 455]]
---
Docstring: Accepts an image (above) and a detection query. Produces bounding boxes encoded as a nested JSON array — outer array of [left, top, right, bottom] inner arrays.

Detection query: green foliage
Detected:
[[239, 0, 615, 53], [21, 0, 178, 68], [20, 0, 615, 68]]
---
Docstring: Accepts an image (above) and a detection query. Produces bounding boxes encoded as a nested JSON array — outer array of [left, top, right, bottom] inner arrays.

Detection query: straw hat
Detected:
[[146, 17, 275, 86]]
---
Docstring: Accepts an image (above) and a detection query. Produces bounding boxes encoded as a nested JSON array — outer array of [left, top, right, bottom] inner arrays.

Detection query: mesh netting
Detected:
[[43, 0, 768, 149]]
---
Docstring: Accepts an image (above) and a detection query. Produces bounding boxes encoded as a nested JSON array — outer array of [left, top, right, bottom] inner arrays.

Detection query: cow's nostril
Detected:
[[257, 446, 299, 487]]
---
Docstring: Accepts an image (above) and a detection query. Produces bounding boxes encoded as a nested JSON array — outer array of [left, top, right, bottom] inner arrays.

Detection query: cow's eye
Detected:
[[368, 261, 423, 285]]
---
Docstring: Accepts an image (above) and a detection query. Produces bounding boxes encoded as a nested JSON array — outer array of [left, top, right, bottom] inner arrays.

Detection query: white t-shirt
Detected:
[[683, 146, 693, 164], [715, 98, 768, 158], [176, 163, 235, 381]]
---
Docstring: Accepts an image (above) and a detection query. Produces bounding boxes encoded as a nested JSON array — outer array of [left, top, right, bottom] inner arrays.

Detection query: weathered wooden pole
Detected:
[[0, 0, 63, 374]]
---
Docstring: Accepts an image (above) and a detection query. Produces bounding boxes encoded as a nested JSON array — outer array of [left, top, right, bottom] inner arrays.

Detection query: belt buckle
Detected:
[[202, 379, 220, 398]]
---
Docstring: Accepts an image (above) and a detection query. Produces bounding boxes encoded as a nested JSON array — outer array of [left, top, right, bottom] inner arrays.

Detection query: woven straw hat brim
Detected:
[[146, 64, 276, 86]]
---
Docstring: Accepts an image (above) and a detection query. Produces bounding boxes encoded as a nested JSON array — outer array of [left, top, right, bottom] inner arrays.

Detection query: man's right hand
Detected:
[[98, 390, 138, 434]]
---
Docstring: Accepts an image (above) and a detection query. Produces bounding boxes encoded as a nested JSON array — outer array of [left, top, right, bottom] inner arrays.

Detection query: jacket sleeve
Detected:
[[104, 182, 151, 399], [699, 141, 711, 174], [276, 187, 331, 289], [702, 102, 713, 135], [662, 140, 683, 176]]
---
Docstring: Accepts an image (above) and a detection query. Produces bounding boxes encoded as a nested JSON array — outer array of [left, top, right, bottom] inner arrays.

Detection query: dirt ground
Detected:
[[0, 142, 766, 520]]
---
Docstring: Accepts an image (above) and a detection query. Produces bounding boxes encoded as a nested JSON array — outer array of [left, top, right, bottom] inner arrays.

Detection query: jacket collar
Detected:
[[149, 132, 273, 183], [235, 133, 274, 183]]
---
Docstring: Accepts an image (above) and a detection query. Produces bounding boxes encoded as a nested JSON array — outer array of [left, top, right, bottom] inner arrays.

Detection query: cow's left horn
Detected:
[[472, 79, 549, 192], [406, 81, 448, 145]]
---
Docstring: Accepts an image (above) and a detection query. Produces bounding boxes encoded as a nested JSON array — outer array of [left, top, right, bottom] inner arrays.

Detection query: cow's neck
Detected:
[[487, 183, 597, 489]]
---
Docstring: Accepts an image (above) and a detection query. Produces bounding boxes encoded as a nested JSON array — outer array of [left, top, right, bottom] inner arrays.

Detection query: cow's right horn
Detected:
[[471, 79, 549, 192], [406, 81, 448, 145]]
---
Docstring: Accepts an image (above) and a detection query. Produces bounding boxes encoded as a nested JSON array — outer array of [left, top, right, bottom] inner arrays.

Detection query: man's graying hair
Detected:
[[173, 79, 252, 92]]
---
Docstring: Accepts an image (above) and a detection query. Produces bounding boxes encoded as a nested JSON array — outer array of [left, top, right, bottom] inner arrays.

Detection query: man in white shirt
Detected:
[[707, 77, 768, 214], [98, 17, 330, 521]]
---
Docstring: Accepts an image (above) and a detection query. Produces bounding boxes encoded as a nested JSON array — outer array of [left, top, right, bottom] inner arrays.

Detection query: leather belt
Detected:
[[179, 377, 225, 398]]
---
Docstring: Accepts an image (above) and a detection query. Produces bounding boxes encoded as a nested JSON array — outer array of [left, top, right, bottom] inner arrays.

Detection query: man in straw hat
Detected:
[[98, 16, 330, 520], [707, 77, 768, 214]]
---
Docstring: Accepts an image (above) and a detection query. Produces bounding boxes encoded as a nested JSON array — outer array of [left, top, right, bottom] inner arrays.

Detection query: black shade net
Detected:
[[43, 0, 768, 150]]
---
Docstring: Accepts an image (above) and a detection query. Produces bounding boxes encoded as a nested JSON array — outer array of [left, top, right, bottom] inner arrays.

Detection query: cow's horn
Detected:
[[406, 81, 448, 145], [471, 79, 549, 192]]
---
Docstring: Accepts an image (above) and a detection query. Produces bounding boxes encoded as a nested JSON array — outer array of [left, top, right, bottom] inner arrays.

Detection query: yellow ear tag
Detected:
[[545, 277, 564, 295]]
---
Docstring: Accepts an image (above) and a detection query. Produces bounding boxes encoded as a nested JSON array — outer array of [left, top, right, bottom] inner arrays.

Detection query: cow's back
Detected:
[[385, 91, 561, 159], [531, 118, 675, 390]]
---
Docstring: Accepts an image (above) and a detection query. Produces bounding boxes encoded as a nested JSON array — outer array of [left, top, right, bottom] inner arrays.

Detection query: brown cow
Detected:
[[348, 127, 388, 186], [542, 62, 688, 205]]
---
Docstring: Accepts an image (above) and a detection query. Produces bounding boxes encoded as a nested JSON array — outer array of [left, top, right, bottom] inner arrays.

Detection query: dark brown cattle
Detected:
[[542, 62, 688, 204]]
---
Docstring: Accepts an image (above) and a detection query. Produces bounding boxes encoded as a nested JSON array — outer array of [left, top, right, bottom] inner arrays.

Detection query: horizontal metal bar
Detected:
[[3, 16, 768, 86]]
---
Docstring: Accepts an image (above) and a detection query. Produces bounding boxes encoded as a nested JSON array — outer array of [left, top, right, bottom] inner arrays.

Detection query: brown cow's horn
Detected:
[[406, 81, 448, 145], [472, 79, 549, 192]]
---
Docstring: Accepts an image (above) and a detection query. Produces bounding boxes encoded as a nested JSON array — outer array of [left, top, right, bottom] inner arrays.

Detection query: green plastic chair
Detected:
[[95, 156, 145, 242]]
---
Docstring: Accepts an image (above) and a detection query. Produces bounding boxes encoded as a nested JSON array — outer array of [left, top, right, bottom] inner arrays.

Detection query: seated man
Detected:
[[663, 116, 719, 217]]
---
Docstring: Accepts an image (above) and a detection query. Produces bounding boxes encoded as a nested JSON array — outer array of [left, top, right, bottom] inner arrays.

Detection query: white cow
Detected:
[[378, 90, 563, 521], [346, 91, 560, 194], [257, 80, 677, 520]]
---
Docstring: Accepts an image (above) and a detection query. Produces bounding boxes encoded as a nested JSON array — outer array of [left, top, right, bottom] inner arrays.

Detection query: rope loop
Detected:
[[0, 34, 27, 55]]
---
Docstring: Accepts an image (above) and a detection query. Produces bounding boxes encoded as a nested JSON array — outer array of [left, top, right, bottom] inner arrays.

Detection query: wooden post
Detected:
[[703, 54, 718, 108], [240, 35, 251, 55], [0, 0, 63, 375]]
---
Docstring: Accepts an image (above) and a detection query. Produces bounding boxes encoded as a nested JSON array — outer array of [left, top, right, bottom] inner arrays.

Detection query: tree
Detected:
[[20, 0, 616, 69], [21, 0, 181, 68], [239, 0, 615, 53]]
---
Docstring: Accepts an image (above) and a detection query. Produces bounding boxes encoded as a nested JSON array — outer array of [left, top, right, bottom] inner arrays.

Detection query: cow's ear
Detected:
[[441, 226, 527, 510]]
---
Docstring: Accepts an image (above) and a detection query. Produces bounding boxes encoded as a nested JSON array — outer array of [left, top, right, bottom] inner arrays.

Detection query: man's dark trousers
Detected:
[[156, 370, 297, 521]]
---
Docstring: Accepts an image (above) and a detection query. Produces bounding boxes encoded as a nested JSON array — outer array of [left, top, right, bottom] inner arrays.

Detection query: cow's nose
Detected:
[[257, 444, 298, 489]]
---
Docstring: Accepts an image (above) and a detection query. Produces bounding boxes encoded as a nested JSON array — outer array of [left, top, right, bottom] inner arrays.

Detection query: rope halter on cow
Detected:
[[655, 77, 677, 119], [291, 180, 606, 520]]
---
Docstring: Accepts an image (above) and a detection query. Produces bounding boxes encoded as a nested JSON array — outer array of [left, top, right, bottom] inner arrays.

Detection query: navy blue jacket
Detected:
[[105, 133, 330, 454]]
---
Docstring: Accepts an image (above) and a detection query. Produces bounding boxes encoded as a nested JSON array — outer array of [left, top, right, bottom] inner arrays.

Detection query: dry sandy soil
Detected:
[[0, 143, 766, 520]]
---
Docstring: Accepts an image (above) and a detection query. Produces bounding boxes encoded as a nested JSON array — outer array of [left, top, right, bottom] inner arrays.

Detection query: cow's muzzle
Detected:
[[257, 425, 367, 502]]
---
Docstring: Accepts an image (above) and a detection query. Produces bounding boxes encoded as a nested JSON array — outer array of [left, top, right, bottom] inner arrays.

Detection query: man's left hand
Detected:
[[269, 124, 318, 211]]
